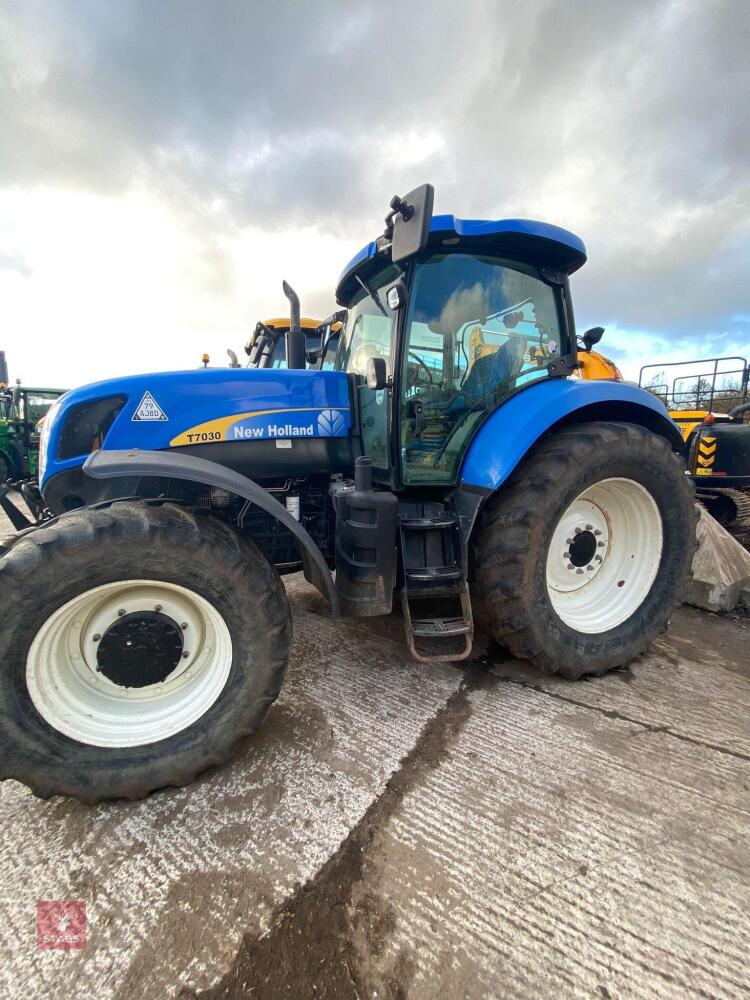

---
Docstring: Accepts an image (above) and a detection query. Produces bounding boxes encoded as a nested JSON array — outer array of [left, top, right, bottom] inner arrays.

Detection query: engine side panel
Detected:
[[42, 368, 352, 488]]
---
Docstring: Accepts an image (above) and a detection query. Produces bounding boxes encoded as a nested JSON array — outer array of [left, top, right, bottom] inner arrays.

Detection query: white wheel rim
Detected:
[[26, 580, 233, 748], [545, 477, 663, 634]]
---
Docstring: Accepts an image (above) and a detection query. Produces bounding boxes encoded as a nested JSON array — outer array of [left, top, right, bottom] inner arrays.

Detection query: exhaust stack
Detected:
[[282, 281, 306, 370]]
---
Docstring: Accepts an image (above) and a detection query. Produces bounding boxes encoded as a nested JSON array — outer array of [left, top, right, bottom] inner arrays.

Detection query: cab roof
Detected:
[[11, 386, 66, 394], [336, 214, 587, 305], [262, 317, 322, 331]]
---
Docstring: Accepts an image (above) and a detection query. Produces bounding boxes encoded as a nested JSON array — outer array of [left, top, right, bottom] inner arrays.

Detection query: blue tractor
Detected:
[[0, 186, 695, 802]]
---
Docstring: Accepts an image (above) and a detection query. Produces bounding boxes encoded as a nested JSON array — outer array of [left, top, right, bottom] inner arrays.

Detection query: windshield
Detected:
[[401, 252, 565, 483]]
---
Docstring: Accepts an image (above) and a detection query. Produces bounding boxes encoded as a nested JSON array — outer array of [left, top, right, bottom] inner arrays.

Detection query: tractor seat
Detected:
[[461, 335, 526, 405]]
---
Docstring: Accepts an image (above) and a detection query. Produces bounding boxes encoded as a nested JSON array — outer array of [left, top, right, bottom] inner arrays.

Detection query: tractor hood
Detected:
[[40, 367, 351, 487]]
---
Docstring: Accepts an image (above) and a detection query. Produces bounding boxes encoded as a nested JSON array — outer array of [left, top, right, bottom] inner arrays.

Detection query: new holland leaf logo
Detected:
[[317, 409, 346, 436], [132, 392, 168, 421]]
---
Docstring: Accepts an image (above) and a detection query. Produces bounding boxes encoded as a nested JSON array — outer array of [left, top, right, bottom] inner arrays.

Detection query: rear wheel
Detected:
[[470, 422, 697, 678], [0, 501, 291, 801]]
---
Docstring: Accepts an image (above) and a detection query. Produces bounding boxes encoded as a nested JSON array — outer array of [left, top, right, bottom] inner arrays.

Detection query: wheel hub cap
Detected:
[[567, 529, 598, 568], [96, 611, 184, 688]]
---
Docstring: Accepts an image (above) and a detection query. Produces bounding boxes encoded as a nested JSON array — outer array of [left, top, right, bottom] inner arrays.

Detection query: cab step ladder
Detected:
[[398, 510, 474, 663]]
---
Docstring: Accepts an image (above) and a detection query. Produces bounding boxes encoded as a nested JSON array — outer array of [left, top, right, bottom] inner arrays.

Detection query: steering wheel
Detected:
[[408, 351, 434, 386]]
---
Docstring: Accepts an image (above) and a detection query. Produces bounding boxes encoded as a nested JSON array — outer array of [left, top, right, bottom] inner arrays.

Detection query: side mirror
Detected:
[[389, 183, 434, 264], [366, 357, 388, 391], [582, 326, 605, 352]]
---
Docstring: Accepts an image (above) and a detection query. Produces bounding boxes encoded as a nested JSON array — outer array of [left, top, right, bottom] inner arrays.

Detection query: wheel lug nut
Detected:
[[595, 555, 602, 562], [576, 568, 584, 574], [574, 527, 582, 534], [597, 540, 605, 547], [587, 565, 594, 571], [594, 529, 602, 536], [155, 604, 162, 612], [585, 524, 593, 531], [92, 633, 101, 642], [566, 538, 573, 545], [182, 651, 190, 659], [567, 563, 574, 570], [181, 622, 188, 630], [117, 608, 126, 617]]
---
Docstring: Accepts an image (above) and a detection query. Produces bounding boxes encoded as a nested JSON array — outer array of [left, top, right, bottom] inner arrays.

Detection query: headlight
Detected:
[[37, 399, 62, 483]]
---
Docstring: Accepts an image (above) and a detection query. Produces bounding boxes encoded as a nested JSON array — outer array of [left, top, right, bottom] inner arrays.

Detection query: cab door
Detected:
[[336, 265, 401, 477]]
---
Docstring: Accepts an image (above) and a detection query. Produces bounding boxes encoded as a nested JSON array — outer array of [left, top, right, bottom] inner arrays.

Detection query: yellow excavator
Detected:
[[573, 331, 750, 531]]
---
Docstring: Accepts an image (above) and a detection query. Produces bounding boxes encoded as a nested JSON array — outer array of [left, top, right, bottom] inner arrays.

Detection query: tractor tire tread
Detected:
[[0, 500, 291, 802], [470, 422, 697, 680]]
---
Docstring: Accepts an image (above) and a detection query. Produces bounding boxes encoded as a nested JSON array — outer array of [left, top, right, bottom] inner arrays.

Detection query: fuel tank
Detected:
[[688, 421, 750, 487]]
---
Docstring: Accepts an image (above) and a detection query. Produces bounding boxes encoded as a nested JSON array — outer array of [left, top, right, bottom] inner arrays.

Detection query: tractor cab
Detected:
[[0, 383, 65, 485], [245, 317, 342, 370], [333, 186, 586, 487]]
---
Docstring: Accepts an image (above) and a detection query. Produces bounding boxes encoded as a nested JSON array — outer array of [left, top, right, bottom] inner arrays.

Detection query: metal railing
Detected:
[[639, 356, 748, 411]]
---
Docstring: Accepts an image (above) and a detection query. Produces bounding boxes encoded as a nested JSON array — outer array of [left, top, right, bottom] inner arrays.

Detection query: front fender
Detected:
[[460, 379, 683, 491], [84, 448, 339, 621]]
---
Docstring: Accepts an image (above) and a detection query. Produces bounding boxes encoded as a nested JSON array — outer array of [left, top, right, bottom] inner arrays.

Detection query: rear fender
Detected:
[[460, 379, 684, 491], [84, 448, 339, 620]]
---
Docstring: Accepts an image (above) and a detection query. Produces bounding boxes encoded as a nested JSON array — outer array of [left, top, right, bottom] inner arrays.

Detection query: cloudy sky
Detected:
[[1, 0, 748, 388]]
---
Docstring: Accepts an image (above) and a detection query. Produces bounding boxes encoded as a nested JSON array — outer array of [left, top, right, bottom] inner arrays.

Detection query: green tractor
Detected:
[[0, 185, 696, 802], [0, 382, 66, 523]]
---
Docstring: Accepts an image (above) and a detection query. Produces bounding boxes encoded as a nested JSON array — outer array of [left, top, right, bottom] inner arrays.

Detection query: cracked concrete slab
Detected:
[[344, 672, 750, 1000], [488, 606, 750, 758], [186, 596, 750, 1000]]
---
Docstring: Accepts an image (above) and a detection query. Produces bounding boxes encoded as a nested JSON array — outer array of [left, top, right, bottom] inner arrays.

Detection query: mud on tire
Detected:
[[470, 422, 697, 679], [0, 501, 291, 802]]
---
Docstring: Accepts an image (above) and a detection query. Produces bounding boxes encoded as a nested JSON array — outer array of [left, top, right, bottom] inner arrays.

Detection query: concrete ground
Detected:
[[0, 500, 749, 1000]]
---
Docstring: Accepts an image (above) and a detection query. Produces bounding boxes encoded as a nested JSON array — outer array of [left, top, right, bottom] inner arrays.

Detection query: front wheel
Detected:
[[470, 422, 697, 678], [0, 502, 291, 801]]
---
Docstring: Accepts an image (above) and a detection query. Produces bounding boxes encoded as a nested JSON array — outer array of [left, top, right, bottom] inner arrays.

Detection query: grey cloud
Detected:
[[0, 0, 748, 347], [0, 252, 32, 277]]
